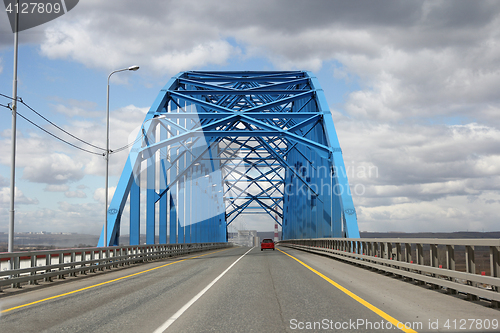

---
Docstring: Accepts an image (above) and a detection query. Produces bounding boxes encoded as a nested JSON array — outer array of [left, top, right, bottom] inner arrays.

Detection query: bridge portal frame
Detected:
[[98, 71, 359, 246]]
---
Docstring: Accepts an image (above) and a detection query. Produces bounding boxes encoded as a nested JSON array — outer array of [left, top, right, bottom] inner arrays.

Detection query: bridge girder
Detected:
[[98, 71, 359, 246]]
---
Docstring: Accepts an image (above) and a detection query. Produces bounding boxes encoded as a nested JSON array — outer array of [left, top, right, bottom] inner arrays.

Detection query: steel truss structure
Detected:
[[98, 71, 359, 246]]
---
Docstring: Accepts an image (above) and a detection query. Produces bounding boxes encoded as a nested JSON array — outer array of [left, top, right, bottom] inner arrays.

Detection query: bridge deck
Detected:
[[0, 247, 497, 332]]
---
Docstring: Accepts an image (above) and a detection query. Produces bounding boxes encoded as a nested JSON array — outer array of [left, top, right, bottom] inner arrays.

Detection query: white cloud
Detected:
[[0, 187, 39, 205], [334, 118, 500, 231], [53, 103, 102, 118], [93, 186, 116, 204], [65, 190, 87, 198], [22, 153, 85, 184], [0, 175, 7, 187], [44, 184, 70, 192], [40, 13, 238, 75], [340, 47, 500, 123], [13, 203, 102, 234], [357, 192, 500, 233]]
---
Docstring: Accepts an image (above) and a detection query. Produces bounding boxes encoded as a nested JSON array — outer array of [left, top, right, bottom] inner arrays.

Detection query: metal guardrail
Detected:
[[0, 242, 231, 290], [280, 238, 500, 306]]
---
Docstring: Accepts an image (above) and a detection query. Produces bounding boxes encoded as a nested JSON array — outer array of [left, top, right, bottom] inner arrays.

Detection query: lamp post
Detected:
[[103, 65, 139, 247], [8, 0, 19, 257]]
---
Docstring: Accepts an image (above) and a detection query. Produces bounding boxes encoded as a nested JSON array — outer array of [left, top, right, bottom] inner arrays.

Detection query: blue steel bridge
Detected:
[[2, 71, 499, 333], [98, 71, 360, 246]]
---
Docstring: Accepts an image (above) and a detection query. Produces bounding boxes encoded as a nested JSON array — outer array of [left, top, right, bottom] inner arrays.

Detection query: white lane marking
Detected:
[[153, 247, 254, 333]]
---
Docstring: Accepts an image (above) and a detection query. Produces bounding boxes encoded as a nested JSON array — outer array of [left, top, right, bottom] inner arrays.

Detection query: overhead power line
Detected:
[[12, 108, 104, 155], [1, 93, 144, 156], [19, 99, 107, 151]]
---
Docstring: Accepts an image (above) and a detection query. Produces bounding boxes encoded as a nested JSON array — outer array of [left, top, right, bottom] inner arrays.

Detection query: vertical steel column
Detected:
[[178, 148, 185, 244], [170, 147, 178, 243], [185, 160, 192, 244], [146, 129, 156, 245], [201, 165, 208, 243], [159, 125, 168, 244], [130, 179, 140, 245], [192, 164, 199, 243]]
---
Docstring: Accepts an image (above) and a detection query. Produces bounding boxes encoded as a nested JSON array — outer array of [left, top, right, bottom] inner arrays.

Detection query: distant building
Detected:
[[229, 230, 258, 247]]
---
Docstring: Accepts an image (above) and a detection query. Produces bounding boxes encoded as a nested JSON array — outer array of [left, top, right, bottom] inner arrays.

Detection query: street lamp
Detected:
[[103, 65, 139, 246], [8, 0, 19, 257]]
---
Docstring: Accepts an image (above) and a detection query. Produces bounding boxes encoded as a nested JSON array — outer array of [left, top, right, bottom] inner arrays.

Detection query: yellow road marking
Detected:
[[277, 248, 418, 333], [1, 248, 231, 314]]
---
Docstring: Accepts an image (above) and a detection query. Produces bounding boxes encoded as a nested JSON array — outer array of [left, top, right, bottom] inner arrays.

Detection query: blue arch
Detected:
[[98, 71, 359, 246]]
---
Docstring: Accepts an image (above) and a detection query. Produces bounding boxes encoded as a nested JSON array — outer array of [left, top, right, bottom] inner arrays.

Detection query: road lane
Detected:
[[1, 245, 498, 333], [282, 246, 500, 332], [154, 247, 254, 332], [0, 247, 247, 333], [166, 246, 398, 333]]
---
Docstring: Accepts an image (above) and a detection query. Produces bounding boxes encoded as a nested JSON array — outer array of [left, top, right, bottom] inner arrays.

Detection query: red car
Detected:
[[261, 239, 275, 251]]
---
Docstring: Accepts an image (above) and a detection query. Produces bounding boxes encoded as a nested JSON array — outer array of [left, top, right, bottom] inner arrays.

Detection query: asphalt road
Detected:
[[0, 246, 498, 333]]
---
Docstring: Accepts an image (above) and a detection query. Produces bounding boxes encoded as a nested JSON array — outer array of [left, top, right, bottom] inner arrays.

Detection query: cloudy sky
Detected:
[[0, 0, 499, 236]]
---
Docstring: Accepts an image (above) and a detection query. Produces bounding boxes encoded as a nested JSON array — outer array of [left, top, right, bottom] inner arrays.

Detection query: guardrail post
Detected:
[[429, 244, 439, 289], [465, 245, 476, 276], [70, 251, 76, 277], [404, 243, 412, 279], [58, 252, 65, 279], [29, 254, 38, 285], [90, 250, 96, 273], [373, 242, 378, 257], [430, 244, 438, 269], [446, 245, 455, 270], [416, 244, 423, 265], [106, 249, 111, 269], [112, 248, 117, 268], [446, 245, 457, 294], [81, 251, 87, 275], [405, 243, 411, 263], [45, 253, 52, 282], [490, 246, 499, 292], [383, 242, 390, 269], [124, 247, 129, 265], [415, 243, 424, 285], [11, 256, 20, 288], [394, 243, 402, 274], [465, 245, 478, 300], [98, 249, 104, 271], [491, 246, 500, 306]]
